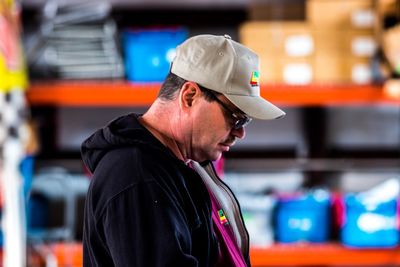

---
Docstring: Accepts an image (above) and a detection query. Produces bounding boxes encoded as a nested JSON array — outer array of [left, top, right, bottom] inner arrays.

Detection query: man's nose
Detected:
[[231, 126, 245, 139]]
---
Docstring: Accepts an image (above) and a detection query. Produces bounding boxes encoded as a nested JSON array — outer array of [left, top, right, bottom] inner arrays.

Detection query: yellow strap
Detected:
[[0, 55, 28, 92]]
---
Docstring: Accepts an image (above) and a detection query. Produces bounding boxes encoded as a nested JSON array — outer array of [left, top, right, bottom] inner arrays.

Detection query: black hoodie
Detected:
[[81, 113, 219, 267]]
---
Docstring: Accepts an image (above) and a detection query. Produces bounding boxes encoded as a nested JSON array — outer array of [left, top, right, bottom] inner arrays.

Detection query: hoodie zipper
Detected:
[[191, 161, 249, 259]]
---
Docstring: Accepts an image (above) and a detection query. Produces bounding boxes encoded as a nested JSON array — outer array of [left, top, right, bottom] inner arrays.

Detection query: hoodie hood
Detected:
[[81, 113, 168, 174]]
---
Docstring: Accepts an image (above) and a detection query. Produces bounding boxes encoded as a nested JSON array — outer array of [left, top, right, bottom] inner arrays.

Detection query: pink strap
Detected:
[[210, 193, 247, 267]]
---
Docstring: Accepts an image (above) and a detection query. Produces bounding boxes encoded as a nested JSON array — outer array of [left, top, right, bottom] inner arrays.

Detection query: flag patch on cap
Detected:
[[250, 71, 260, 87]]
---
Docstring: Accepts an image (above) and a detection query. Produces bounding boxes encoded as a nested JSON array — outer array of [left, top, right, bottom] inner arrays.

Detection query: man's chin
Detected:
[[210, 152, 223, 162], [192, 150, 222, 162]]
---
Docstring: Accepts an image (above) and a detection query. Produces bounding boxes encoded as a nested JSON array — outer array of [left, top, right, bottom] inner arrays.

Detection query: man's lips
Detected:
[[219, 142, 235, 151]]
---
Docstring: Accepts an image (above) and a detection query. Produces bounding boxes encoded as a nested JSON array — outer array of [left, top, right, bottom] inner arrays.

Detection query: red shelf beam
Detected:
[[26, 81, 399, 107], [251, 243, 400, 266], [16, 242, 400, 266]]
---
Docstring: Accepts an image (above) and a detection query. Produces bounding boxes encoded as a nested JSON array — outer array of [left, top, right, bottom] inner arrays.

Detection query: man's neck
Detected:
[[139, 111, 187, 162]]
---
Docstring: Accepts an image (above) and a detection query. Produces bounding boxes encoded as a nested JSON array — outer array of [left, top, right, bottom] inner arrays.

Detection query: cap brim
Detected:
[[224, 94, 285, 120]]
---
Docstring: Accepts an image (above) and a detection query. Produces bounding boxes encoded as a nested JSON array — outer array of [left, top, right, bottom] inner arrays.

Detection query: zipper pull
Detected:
[[218, 209, 229, 226]]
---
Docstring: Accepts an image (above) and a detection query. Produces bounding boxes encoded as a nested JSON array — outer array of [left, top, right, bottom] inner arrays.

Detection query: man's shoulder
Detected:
[[90, 143, 185, 193], [98, 144, 172, 173], [87, 146, 170, 215], [86, 144, 192, 219]]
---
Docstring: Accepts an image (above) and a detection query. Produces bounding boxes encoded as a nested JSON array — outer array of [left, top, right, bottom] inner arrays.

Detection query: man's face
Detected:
[[188, 92, 247, 162]]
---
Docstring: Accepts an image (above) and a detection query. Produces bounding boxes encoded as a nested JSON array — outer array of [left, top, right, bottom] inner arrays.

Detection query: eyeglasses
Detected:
[[209, 92, 252, 130]]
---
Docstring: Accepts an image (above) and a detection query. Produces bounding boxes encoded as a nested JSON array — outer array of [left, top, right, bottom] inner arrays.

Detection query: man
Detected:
[[81, 34, 285, 267]]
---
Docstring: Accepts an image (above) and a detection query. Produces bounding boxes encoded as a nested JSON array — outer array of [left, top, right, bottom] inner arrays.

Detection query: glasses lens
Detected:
[[233, 116, 252, 129], [201, 85, 252, 129]]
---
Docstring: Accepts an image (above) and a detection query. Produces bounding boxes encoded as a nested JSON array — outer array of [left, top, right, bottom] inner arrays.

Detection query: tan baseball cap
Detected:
[[171, 34, 285, 120]]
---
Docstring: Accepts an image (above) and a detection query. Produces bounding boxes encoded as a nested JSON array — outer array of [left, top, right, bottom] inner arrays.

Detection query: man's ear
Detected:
[[179, 82, 200, 108]]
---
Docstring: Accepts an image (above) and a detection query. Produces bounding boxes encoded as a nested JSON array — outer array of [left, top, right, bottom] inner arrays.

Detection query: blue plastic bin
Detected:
[[275, 193, 331, 243], [122, 27, 188, 82], [341, 195, 399, 248]]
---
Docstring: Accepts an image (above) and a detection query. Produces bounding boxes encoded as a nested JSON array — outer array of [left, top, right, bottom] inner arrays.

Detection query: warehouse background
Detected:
[[1, 0, 400, 266]]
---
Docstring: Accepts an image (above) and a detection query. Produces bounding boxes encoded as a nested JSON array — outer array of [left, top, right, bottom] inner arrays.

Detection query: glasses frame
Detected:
[[198, 85, 252, 129]]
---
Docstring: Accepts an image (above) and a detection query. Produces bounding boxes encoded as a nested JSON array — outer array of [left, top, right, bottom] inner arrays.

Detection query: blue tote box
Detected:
[[341, 195, 399, 248], [122, 27, 188, 82], [275, 192, 331, 243]]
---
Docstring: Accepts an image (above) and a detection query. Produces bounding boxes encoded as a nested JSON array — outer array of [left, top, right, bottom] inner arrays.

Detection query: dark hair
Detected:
[[197, 84, 220, 102], [157, 72, 187, 100], [158, 72, 219, 102]]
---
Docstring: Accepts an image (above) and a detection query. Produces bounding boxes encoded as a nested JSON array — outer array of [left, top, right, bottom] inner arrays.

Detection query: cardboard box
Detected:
[[240, 22, 314, 57], [241, 22, 375, 58], [312, 28, 375, 83], [280, 59, 313, 84], [313, 55, 372, 84], [313, 54, 347, 83], [258, 56, 280, 83], [346, 57, 372, 84], [312, 29, 346, 83], [346, 30, 377, 57], [248, 0, 305, 21], [313, 29, 346, 53], [259, 56, 313, 84], [313, 29, 375, 56], [240, 21, 375, 84], [307, 0, 375, 29], [240, 22, 314, 84]]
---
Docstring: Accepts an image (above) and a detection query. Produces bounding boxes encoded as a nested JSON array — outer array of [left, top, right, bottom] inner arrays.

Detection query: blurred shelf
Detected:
[[26, 81, 400, 107], [22, 242, 400, 266], [22, 0, 247, 9], [225, 158, 400, 172], [251, 243, 400, 267]]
